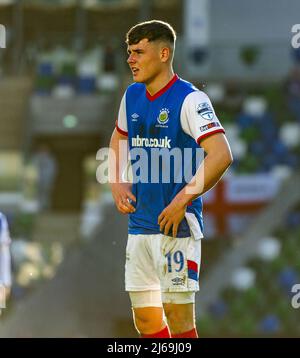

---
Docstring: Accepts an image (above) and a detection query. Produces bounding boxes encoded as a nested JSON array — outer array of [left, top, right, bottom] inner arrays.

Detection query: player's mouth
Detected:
[[131, 67, 139, 76]]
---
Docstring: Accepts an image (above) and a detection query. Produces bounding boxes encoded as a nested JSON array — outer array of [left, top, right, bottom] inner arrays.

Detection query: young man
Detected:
[[109, 20, 233, 338]]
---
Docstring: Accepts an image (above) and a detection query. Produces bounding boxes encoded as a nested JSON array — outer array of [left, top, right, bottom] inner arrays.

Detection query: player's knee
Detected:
[[163, 303, 195, 334], [133, 307, 164, 334], [164, 303, 188, 322]]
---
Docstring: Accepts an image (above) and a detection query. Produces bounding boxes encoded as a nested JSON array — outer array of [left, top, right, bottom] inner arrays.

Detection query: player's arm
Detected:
[[109, 91, 136, 214], [158, 91, 233, 237], [158, 133, 232, 237], [109, 128, 136, 215], [179, 132, 233, 201]]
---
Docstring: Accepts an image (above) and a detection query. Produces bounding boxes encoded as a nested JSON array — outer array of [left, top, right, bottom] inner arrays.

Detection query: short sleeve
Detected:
[[180, 91, 225, 145], [115, 92, 128, 136]]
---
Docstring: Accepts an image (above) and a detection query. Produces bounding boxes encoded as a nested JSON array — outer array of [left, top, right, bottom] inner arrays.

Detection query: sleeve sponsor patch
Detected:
[[200, 122, 220, 132], [196, 102, 214, 120]]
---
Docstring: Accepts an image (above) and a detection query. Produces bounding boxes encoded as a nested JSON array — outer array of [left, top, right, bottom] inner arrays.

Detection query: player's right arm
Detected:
[[109, 129, 136, 214], [109, 93, 136, 215]]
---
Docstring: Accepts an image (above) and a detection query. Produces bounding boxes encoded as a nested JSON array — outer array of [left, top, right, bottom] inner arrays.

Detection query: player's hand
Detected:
[[110, 182, 136, 214], [158, 199, 186, 238]]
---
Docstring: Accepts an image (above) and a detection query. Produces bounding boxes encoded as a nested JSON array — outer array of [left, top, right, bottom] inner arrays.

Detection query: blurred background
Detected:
[[0, 0, 299, 337]]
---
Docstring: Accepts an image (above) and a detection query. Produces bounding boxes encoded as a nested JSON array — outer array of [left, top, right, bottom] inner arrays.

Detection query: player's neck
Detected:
[[146, 69, 175, 96]]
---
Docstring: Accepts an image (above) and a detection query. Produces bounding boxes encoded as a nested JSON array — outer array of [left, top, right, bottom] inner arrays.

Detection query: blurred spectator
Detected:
[[284, 66, 300, 121], [0, 212, 12, 308], [32, 145, 58, 212]]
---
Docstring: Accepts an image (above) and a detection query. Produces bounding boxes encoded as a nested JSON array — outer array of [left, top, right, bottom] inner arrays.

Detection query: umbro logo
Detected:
[[131, 113, 139, 121], [171, 277, 184, 286]]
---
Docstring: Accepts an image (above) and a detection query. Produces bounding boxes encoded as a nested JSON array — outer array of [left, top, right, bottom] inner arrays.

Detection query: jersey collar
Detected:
[[146, 74, 179, 101]]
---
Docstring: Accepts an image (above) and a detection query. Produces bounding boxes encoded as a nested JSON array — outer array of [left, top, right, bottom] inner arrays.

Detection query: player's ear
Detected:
[[160, 46, 170, 63]]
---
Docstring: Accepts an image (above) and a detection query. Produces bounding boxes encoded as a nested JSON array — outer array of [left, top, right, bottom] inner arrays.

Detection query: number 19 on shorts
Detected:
[[165, 250, 184, 272]]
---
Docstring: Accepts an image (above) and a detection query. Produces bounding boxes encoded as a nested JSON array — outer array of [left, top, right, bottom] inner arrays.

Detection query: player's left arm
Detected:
[[184, 132, 233, 199], [158, 132, 232, 237], [158, 90, 233, 237]]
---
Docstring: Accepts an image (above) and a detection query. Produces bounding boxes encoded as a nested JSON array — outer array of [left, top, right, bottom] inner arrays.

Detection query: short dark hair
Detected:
[[126, 20, 176, 47]]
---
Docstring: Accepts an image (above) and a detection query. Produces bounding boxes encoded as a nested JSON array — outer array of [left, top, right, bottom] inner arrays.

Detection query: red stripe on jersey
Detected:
[[115, 120, 128, 137], [197, 129, 225, 145], [187, 260, 198, 272], [146, 74, 179, 101]]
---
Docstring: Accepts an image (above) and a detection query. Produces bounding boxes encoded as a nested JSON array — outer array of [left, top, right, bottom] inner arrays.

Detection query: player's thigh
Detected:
[[154, 235, 201, 292], [125, 235, 160, 291]]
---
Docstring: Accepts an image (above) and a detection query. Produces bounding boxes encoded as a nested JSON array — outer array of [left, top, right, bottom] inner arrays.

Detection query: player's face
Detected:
[[127, 39, 163, 84]]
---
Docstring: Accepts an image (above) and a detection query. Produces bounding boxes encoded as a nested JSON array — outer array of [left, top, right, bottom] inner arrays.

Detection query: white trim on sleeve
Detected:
[[116, 92, 128, 136]]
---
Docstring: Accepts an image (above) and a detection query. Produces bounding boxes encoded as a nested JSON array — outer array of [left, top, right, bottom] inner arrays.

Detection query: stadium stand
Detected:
[[198, 200, 300, 337]]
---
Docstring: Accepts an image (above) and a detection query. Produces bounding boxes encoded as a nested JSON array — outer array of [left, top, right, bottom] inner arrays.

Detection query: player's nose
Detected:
[[127, 54, 136, 64]]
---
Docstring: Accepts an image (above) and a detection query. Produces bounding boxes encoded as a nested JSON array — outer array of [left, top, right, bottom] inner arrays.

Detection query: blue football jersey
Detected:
[[116, 75, 225, 238]]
